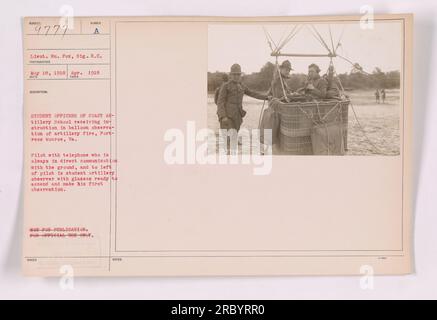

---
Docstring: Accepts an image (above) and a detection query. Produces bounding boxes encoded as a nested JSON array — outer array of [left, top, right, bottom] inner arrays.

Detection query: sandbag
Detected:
[[311, 122, 345, 155], [259, 106, 280, 145]]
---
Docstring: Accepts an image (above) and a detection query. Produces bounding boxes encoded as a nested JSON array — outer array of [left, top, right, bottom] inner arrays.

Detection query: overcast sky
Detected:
[[208, 21, 402, 75]]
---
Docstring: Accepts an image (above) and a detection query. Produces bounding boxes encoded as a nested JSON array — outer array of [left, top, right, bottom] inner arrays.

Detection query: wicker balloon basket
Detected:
[[270, 98, 350, 155]]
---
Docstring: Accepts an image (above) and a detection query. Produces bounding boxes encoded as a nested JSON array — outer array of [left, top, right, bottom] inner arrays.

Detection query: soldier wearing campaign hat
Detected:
[[216, 63, 267, 131], [269, 60, 295, 100], [280, 60, 293, 71]]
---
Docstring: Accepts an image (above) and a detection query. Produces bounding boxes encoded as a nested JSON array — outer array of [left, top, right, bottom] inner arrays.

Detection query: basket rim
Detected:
[[272, 98, 350, 108]]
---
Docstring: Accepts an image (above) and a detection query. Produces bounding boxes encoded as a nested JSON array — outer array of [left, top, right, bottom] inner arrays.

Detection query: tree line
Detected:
[[208, 62, 400, 93]]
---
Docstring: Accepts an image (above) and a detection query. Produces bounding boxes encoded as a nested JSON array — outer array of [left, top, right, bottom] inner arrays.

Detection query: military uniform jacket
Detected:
[[216, 80, 267, 129], [304, 76, 328, 99], [269, 72, 292, 100]]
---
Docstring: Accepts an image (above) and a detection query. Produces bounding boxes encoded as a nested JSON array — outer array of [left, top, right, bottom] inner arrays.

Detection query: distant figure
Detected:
[[381, 89, 386, 104], [375, 89, 380, 104]]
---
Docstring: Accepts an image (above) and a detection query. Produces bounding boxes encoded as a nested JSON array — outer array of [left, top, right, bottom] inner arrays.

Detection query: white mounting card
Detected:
[[22, 14, 413, 276]]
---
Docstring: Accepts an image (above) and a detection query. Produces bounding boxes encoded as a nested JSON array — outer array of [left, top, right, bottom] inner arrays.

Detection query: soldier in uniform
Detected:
[[375, 89, 380, 104], [216, 63, 268, 132], [381, 88, 386, 104], [298, 63, 328, 99], [214, 73, 229, 105], [269, 60, 293, 101], [269, 60, 306, 102]]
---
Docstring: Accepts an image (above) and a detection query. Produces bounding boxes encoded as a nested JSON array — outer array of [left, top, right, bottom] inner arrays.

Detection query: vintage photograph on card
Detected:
[[208, 21, 402, 155], [22, 14, 412, 276]]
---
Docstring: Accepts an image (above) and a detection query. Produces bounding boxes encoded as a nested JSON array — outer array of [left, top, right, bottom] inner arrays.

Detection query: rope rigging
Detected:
[[276, 24, 302, 53], [335, 25, 345, 52], [309, 25, 332, 54], [328, 25, 335, 53], [260, 23, 383, 154]]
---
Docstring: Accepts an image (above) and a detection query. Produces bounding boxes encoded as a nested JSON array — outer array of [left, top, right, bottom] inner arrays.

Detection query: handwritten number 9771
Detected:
[[34, 24, 68, 36]]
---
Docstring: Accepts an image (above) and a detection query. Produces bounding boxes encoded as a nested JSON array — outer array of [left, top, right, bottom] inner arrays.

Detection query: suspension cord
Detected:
[[328, 25, 335, 54], [310, 25, 332, 54], [335, 25, 345, 52], [275, 24, 301, 53], [258, 98, 267, 129], [262, 26, 277, 52], [334, 71, 382, 154], [276, 57, 290, 103], [349, 101, 383, 154], [336, 54, 372, 75]]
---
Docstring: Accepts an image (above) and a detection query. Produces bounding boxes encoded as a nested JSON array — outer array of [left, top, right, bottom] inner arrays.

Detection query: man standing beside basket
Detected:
[[216, 63, 268, 154], [216, 63, 268, 131]]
